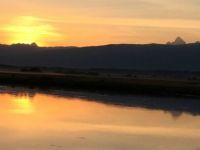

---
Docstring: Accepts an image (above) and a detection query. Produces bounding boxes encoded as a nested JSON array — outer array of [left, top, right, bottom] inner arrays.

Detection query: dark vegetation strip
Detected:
[[0, 72, 200, 97]]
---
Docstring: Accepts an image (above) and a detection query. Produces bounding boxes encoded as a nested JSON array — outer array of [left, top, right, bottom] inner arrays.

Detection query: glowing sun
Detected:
[[3, 16, 61, 46]]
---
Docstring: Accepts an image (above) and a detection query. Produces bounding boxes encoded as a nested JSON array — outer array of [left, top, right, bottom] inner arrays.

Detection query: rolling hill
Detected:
[[0, 43, 200, 71]]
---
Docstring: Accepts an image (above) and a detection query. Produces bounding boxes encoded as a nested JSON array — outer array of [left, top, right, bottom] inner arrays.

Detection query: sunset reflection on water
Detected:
[[0, 90, 200, 150], [12, 94, 34, 114]]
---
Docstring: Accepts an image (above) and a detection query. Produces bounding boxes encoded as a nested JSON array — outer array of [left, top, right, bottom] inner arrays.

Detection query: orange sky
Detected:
[[1, 0, 200, 46]]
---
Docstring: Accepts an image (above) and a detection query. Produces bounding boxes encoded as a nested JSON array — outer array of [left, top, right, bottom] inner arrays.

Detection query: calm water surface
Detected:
[[0, 86, 200, 150]]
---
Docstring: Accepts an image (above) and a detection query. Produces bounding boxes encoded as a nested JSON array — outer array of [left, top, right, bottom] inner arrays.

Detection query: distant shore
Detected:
[[0, 71, 200, 98]]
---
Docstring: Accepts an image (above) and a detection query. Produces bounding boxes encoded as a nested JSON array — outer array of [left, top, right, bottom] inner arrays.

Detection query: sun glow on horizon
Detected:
[[2, 16, 62, 46]]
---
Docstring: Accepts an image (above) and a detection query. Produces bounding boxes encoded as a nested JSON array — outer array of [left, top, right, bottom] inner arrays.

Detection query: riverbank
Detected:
[[0, 71, 200, 97]]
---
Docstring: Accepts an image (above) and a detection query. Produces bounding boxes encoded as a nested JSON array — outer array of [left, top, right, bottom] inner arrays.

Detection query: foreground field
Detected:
[[0, 70, 200, 97]]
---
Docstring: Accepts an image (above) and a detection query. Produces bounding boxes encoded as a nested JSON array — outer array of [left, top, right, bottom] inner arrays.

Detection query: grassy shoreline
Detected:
[[0, 71, 200, 97]]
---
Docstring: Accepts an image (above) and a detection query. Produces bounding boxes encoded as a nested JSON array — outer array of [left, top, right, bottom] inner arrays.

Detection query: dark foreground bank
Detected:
[[0, 71, 200, 97]]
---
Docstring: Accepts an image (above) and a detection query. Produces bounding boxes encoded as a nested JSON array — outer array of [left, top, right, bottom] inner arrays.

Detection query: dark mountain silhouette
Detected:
[[0, 43, 200, 71]]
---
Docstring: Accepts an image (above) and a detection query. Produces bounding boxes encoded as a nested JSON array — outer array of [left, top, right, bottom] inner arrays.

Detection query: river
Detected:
[[0, 86, 199, 150]]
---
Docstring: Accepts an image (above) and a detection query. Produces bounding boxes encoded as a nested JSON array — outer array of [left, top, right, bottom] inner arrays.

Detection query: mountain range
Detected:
[[0, 41, 200, 71]]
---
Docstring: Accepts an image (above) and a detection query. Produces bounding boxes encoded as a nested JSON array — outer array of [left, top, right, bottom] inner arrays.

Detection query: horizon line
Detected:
[[1, 42, 200, 48]]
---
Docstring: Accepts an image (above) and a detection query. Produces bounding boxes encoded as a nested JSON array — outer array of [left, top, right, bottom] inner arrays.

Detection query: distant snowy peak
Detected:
[[167, 37, 186, 45]]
